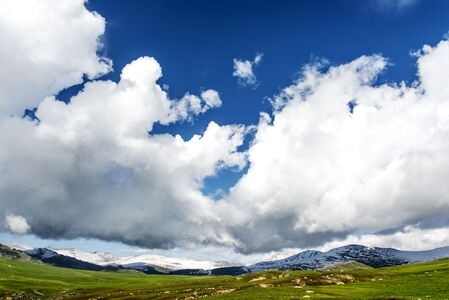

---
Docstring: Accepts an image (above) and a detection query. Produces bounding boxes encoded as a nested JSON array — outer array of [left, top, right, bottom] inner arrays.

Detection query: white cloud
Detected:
[[2, 0, 449, 256], [0, 56, 245, 249], [4, 213, 30, 234], [232, 53, 263, 87], [0, 0, 111, 119], [222, 39, 449, 253], [0, 0, 245, 250], [200, 89, 222, 109], [168, 89, 222, 123]]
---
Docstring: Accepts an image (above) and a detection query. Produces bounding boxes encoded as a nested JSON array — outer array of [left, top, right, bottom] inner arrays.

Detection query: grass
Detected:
[[1, 258, 449, 299]]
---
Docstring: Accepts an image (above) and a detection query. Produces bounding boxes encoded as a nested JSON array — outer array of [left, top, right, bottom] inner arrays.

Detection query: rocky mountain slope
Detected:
[[0, 243, 33, 261], [250, 244, 449, 272], [26, 248, 122, 272]]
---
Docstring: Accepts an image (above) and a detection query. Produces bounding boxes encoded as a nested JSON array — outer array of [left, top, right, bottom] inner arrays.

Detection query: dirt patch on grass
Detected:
[[292, 273, 356, 286], [321, 273, 355, 284], [215, 288, 236, 295], [249, 276, 266, 282]]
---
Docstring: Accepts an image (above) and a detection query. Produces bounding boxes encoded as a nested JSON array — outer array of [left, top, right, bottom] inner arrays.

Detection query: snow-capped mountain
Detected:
[[250, 244, 449, 272], [27, 248, 58, 259], [115, 254, 230, 271], [26, 248, 121, 272], [24, 244, 449, 275], [49, 248, 231, 271], [51, 248, 120, 266]]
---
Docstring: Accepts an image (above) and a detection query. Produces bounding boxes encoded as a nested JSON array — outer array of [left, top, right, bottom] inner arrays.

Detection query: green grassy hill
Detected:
[[1, 257, 449, 299]]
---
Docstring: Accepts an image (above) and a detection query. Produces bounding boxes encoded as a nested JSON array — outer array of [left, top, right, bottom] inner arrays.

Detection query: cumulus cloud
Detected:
[[222, 39, 449, 253], [4, 213, 31, 234], [0, 0, 111, 119], [0, 0, 245, 249], [168, 89, 223, 123], [232, 53, 263, 87], [0, 56, 245, 249], [3, 0, 449, 255]]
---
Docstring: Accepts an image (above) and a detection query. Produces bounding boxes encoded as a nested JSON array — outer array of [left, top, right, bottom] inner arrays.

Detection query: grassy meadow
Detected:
[[1, 257, 449, 299]]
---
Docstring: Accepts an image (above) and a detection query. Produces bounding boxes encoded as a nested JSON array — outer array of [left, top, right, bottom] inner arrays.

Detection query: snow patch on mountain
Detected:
[[26, 248, 58, 259], [51, 248, 120, 266], [51, 248, 231, 271], [116, 254, 230, 271], [250, 244, 449, 272]]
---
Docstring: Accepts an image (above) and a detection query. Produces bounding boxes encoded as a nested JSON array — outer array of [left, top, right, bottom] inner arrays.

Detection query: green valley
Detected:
[[1, 257, 449, 299]]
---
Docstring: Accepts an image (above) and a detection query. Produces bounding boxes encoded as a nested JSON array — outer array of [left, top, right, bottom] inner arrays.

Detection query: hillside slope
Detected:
[[28, 247, 232, 274], [1, 255, 449, 299]]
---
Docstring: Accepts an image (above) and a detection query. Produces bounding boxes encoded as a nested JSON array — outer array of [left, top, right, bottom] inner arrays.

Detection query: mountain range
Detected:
[[250, 244, 449, 272], [3, 243, 449, 276], [52, 248, 231, 271], [25, 247, 235, 275]]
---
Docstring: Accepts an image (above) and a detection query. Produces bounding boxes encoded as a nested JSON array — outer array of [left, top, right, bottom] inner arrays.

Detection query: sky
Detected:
[[3, 0, 449, 264]]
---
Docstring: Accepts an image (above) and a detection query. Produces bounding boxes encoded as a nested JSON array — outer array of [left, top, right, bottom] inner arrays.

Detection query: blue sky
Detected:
[[80, 0, 449, 130], [84, 0, 444, 123], [82, 0, 449, 196], [4, 0, 449, 261]]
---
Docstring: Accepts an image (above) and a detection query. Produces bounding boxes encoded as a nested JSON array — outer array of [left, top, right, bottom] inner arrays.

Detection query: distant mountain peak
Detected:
[[250, 244, 449, 272], [29, 247, 233, 272], [0, 243, 33, 261], [26, 248, 58, 259]]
